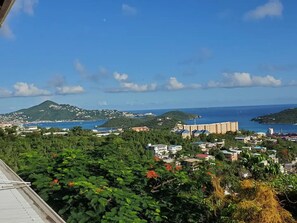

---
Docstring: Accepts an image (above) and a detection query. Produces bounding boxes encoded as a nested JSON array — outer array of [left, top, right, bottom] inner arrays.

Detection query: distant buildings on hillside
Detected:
[[146, 144, 182, 159], [175, 121, 239, 138]]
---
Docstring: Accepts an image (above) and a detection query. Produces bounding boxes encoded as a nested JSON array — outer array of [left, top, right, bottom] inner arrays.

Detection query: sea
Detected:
[[25, 104, 297, 134]]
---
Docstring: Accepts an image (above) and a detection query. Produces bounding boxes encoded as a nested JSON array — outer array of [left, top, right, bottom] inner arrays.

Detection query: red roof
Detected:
[[196, 154, 209, 159]]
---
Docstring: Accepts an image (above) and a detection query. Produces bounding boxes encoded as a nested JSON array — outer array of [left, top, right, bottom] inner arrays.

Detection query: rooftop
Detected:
[[0, 159, 65, 223], [0, 0, 14, 26]]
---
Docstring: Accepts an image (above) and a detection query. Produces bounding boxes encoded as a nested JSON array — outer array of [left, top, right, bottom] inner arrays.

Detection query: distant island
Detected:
[[0, 100, 135, 123], [0, 101, 198, 129], [252, 107, 297, 124], [100, 111, 198, 130]]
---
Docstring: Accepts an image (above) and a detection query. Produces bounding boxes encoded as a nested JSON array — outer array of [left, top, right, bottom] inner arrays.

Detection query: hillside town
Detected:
[[1, 120, 296, 176]]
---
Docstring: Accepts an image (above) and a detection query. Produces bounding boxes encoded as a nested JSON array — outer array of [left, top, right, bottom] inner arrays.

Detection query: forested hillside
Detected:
[[252, 107, 297, 124], [0, 100, 133, 122], [0, 128, 296, 222], [101, 111, 197, 129]]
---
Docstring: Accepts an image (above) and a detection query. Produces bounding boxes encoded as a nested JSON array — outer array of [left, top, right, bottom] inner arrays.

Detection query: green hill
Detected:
[[0, 100, 133, 122], [252, 107, 297, 124], [101, 110, 198, 129]]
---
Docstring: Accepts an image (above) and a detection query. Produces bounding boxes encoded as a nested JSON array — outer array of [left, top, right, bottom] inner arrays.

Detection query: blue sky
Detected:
[[0, 0, 297, 113]]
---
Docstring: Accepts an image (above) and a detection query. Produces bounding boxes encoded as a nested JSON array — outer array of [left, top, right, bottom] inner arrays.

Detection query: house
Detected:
[[191, 141, 209, 153], [43, 132, 68, 136], [0, 123, 12, 128], [147, 144, 169, 159], [131, 126, 150, 132], [168, 145, 182, 154], [268, 154, 279, 163], [255, 132, 266, 138], [229, 148, 242, 158], [221, 150, 238, 161], [252, 146, 267, 153], [192, 129, 210, 137], [181, 158, 201, 171], [196, 154, 215, 161], [192, 140, 225, 153], [235, 136, 250, 143], [175, 129, 191, 138]]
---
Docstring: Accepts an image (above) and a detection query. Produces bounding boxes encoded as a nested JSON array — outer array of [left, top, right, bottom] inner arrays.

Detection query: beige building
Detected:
[[0, 123, 13, 128], [177, 121, 238, 134], [131, 126, 150, 132]]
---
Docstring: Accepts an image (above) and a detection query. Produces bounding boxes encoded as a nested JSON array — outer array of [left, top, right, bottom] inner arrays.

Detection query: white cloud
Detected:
[[166, 77, 184, 90], [113, 72, 128, 82], [121, 82, 157, 92], [109, 71, 157, 92], [13, 82, 50, 96], [252, 75, 281, 86], [244, 0, 283, 21], [56, 85, 84, 95], [208, 72, 281, 88], [122, 4, 137, 16]]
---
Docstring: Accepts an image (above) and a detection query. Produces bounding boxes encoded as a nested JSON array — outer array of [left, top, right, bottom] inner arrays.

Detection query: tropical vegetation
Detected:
[[0, 127, 296, 222], [252, 107, 297, 124]]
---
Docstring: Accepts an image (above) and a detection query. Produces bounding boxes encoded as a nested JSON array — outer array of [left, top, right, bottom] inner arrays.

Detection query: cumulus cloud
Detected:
[[208, 72, 281, 88], [47, 75, 85, 95], [113, 72, 128, 82], [0, 0, 39, 39], [244, 0, 283, 21], [110, 71, 157, 92], [56, 85, 84, 95], [120, 82, 157, 92], [13, 82, 50, 97], [166, 77, 184, 90], [122, 4, 137, 16]]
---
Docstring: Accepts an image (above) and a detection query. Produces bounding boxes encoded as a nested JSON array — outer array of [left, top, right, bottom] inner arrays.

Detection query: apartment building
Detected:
[[177, 121, 239, 134]]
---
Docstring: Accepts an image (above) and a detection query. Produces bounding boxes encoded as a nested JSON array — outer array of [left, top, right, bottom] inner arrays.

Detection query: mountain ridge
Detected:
[[0, 100, 133, 123]]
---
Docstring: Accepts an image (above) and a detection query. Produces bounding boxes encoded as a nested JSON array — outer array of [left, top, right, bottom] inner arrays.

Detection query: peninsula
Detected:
[[252, 107, 297, 124], [100, 111, 198, 130]]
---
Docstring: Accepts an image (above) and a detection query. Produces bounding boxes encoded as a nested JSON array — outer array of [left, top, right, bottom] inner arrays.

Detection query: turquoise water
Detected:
[[25, 104, 297, 133]]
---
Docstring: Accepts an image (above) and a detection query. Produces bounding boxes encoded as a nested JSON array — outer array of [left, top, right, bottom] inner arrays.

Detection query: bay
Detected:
[[25, 104, 297, 133]]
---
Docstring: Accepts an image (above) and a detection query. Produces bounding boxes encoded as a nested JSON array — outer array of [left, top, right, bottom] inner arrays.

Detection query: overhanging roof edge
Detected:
[[0, 0, 15, 27]]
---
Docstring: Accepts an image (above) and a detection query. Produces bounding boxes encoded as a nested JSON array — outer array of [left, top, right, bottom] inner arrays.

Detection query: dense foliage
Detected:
[[252, 107, 297, 124], [101, 111, 197, 129], [0, 128, 296, 222], [0, 100, 130, 122]]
